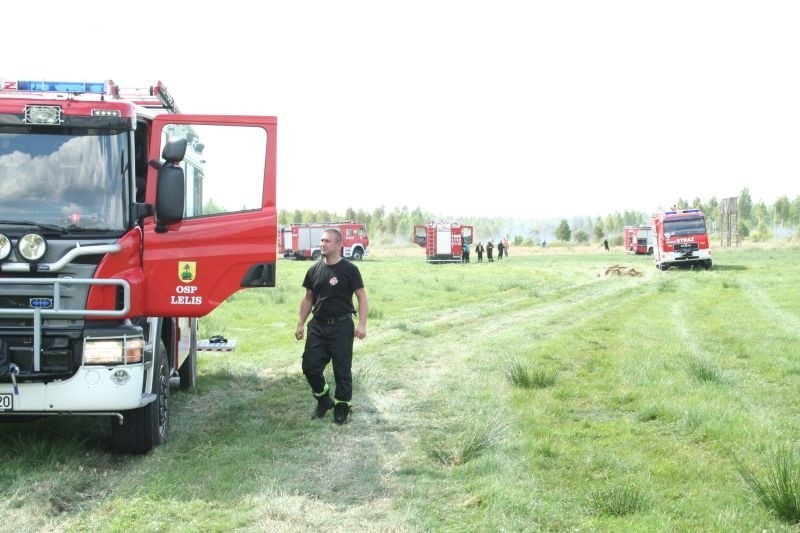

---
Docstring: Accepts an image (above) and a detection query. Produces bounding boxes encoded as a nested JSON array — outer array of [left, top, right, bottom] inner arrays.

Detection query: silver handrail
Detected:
[[0, 278, 131, 371]]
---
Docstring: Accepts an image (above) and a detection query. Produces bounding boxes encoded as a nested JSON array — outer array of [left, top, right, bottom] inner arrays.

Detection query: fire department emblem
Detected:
[[329, 276, 339, 286], [179, 261, 196, 283]]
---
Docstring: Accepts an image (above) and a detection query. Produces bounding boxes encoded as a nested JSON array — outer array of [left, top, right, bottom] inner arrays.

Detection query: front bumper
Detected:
[[0, 363, 152, 413]]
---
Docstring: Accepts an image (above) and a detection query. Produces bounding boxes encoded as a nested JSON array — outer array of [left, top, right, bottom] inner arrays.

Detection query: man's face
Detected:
[[320, 232, 340, 258]]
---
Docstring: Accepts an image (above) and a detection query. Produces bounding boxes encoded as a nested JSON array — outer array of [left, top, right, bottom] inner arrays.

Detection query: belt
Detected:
[[314, 314, 352, 325]]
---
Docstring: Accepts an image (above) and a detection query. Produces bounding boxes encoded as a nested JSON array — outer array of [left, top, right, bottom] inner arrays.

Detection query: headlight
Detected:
[[84, 337, 145, 365], [17, 233, 47, 261], [0, 234, 11, 260]]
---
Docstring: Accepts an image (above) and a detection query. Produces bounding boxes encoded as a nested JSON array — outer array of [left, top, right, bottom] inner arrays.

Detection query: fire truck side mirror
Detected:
[[162, 138, 187, 162], [154, 139, 187, 232]]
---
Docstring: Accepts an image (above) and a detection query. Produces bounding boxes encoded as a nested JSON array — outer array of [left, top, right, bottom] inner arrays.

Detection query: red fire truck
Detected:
[[0, 79, 277, 454], [652, 209, 711, 270], [413, 222, 473, 263], [282, 221, 369, 260], [624, 224, 653, 255]]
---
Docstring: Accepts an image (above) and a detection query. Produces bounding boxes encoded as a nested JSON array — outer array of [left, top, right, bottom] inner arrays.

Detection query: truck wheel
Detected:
[[311, 250, 321, 260], [178, 324, 197, 390], [704, 260, 712, 270], [111, 341, 170, 454], [351, 248, 363, 261]]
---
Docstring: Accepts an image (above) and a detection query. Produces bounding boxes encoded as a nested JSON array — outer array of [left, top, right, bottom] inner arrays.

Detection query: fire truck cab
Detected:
[[0, 80, 277, 454], [652, 209, 711, 270], [413, 222, 473, 263]]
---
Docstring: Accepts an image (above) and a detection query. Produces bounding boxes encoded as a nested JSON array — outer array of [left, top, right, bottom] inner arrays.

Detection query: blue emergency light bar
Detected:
[[664, 209, 700, 215], [14, 80, 108, 94]]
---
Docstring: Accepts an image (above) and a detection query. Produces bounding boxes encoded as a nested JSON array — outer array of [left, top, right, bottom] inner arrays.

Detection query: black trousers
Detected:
[[302, 317, 354, 402]]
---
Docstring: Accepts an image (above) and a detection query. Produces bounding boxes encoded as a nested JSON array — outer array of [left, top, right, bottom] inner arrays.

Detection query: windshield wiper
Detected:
[[0, 220, 66, 234]]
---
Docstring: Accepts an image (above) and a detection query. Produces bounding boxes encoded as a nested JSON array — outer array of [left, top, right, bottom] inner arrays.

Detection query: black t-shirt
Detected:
[[302, 259, 364, 319]]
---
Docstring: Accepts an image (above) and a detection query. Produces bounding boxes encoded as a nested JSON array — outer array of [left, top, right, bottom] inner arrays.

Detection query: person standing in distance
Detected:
[[295, 228, 368, 424]]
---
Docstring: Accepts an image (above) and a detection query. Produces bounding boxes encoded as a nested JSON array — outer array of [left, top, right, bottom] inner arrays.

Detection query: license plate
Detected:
[[0, 393, 12, 411]]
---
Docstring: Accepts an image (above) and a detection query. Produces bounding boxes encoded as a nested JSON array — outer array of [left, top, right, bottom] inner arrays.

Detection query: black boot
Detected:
[[312, 393, 334, 419], [333, 402, 351, 425]]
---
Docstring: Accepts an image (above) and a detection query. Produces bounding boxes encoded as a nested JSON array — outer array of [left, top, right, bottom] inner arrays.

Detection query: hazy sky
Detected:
[[5, 1, 799, 220]]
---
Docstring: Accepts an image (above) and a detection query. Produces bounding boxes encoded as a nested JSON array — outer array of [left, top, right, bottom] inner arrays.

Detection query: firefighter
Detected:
[[486, 240, 494, 262], [475, 242, 484, 262], [295, 228, 368, 424]]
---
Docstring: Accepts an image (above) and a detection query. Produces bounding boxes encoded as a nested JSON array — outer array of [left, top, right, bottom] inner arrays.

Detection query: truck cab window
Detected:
[[160, 124, 266, 218], [0, 131, 128, 230]]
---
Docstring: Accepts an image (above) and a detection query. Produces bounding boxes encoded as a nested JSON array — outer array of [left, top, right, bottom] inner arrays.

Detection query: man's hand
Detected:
[[295, 323, 305, 341], [354, 324, 367, 340]]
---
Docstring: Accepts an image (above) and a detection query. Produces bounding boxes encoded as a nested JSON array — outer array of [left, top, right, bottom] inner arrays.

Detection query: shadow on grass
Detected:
[[2, 364, 403, 519], [710, 264, 748, 271]]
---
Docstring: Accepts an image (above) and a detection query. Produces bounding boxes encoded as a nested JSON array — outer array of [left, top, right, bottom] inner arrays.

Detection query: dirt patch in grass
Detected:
[[602, 264, 644, 277]]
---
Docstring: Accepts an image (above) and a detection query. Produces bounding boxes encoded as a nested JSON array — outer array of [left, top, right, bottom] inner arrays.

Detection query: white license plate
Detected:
[[0, 393, 12, 411]]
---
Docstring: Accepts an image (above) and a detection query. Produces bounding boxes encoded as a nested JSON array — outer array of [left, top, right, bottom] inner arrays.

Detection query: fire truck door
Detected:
[[141, 115, 277, 317], [437, 227, 452, 255]]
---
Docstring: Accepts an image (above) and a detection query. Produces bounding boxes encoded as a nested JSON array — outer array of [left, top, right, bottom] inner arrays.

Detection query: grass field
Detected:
[[3, 244, 800, 532]]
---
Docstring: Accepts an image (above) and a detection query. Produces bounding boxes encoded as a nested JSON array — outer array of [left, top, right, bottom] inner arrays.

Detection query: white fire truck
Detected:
[[0, 79, 277, 454], [652, 209, 712, 270], [282, 221, 369, 260], [413, 222, 474, 263]]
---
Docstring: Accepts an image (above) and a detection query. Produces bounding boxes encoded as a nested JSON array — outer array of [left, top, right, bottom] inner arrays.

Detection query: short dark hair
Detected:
[[324, 228, 342, 244]]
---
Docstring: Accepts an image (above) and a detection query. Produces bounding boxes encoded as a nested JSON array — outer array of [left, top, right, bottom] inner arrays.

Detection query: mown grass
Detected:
[[3, 244, 800, 531]]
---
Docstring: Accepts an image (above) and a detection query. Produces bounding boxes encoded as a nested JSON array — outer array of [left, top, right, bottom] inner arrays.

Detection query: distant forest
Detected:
[[277, 187, 799, 246]]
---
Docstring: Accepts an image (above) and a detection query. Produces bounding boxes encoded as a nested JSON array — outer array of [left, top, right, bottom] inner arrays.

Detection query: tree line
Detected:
[[278, 188, 799, 246]]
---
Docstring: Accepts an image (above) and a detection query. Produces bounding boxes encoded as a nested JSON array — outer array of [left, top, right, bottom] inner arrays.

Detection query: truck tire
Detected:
[[178, 324, 197, 390], [311, 250, 321, 260], [351, 247, 363, 261], [111, 341, 170, 455]]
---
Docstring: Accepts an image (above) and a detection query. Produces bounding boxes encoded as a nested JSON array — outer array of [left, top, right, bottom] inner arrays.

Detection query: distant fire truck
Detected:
[[413, 222, 473, 263], [0, 79, 277, 454], [652, 209, 711, 270], [624, 224, 653, 255], [282, 222, 369, 260]]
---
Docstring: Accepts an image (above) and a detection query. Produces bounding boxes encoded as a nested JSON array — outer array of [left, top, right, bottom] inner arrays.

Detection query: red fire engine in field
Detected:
[[652, 209, 712, 270], [0, 79, 277, 454], [624, 224, 653, 255], [413, 222, 473, 263], [281, 222, 369, 260]]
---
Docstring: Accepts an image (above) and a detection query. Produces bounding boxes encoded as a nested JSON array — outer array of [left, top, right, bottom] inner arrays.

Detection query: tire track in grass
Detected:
[[368, 272, 653, 401], [177, 269, 655, 527], [740, 278, 800, 338], [339, 273, 655, 504], [670, 297, 708, 359]]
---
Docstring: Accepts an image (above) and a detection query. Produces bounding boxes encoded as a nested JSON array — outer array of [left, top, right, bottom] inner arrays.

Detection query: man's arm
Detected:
[[354, 287, 368, 340], [295, 289, 314, 341]]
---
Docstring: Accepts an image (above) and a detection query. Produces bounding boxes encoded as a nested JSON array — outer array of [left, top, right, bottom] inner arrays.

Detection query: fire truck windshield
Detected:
[[663, 217, 706, 236], [0, 130, 127, 231]]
